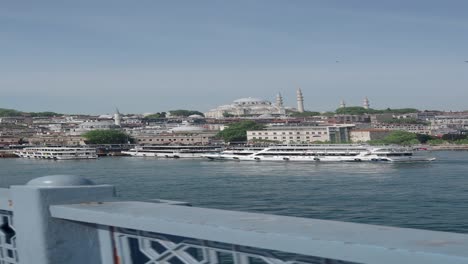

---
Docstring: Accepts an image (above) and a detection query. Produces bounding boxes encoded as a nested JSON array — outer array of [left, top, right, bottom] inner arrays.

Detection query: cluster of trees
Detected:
[[169, 110, 204, 117], [0, 108, 22, 117], [0, 108, 62, 117], [83, 130, 134, 144], [144, 112, 167, 119], [216, 121, 265, 142], [369, 131, 422, 145], [335, 107, 419, 115], [368, 131, 468, 146]]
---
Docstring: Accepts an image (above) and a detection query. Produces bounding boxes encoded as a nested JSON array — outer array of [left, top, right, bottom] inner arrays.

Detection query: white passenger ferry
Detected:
[[122, 145, 222, 158], [15, 147, 97, 160], [204, 144, 435, 162]]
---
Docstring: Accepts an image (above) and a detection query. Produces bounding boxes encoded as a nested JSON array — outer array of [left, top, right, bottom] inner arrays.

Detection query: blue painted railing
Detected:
[[1, 175, 468, 264]]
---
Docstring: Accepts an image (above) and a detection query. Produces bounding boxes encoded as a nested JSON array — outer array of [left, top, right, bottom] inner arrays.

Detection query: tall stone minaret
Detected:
[[340, 99, 346, 108], [363, 97, 370, 109], [114, 108, 122, 127], [296, 88, 304, 113], [276, 93, 284, 108]]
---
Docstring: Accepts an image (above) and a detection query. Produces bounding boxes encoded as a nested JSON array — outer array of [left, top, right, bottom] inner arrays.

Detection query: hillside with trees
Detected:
[[0, 108, 63, 117], [335, 107, 419, 115], [216, 121, 265, 142], [83, 130, 133, 144], [169, 110, 204, 117]]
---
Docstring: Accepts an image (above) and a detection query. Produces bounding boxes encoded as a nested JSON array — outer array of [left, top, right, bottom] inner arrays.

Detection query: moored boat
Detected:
[[122, 145, 222, 158], [15, 147, 97, 160], [203, 144, 435, 162]]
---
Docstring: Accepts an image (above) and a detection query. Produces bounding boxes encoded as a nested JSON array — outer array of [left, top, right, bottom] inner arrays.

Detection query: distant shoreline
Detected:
[[429, 144, 468, 151]]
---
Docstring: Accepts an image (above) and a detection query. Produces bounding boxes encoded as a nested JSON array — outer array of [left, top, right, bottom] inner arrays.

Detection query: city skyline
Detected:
[[1, 0, 468, 114]]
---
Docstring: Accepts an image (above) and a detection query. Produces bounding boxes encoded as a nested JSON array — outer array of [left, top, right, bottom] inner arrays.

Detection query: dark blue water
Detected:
[[1, 151, 468, 233]]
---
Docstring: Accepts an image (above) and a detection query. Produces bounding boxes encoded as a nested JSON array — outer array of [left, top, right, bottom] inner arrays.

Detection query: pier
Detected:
[[1, 175, 468, 264]]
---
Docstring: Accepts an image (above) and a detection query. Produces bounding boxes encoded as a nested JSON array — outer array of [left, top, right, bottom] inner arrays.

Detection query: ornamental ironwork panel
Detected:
[[113, 227, 361, 264], [0, 210, 17, 264]]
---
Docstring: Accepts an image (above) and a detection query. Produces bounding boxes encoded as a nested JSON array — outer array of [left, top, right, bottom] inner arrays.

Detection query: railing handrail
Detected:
[[50, 201, 468, 264], [0, 188, 11, 211]]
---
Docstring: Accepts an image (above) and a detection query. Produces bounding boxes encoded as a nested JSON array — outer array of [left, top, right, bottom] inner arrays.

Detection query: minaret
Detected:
[[340, 99, 346, 108], [296, 88, 304, 113], [363, 97, 370, 109], [276, 93, 284, 108], [114, 108, 122, 127]]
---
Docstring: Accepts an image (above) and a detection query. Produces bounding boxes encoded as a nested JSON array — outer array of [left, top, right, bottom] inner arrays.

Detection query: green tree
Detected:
[[373, 131, 419, 145], [144, 112, 166, 119], [169, 110, 204, 117], [83, 130, 133, 144], [335, 107, 374, 115], [28, 111, 63, 117], [222, 111, 235, 117], [216, 121, 265, 142], [0, 108, 22, 117], [427, 139, 447, 145]]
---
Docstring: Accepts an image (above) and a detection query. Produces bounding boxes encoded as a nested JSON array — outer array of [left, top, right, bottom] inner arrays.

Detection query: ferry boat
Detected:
[[203, 144, 435, 162], [122, 145, 223, 158], [15, 147, 97, 160]]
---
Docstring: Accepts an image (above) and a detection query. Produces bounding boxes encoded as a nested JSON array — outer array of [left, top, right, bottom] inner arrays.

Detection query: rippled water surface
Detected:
[[1, 151, 468, 233]]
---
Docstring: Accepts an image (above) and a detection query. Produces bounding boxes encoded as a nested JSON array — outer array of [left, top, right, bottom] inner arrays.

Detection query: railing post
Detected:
[[10, 175, 115, 264]]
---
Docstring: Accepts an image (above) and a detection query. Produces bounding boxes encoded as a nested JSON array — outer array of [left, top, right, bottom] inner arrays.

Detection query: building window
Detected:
[[297, 132, 300, 135], [252, 133, 256, 135], [253, 137, 257, 139], [289, 137, 293, 139], [289, 132, 293, 135], [274, 137, 277, 139]]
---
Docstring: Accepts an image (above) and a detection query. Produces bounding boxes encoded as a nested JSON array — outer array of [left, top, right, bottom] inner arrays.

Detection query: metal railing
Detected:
[[2, 175, 468, 264]]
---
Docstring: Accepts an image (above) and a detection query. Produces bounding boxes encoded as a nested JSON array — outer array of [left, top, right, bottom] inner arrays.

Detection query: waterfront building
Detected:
[[0, 136, 21, 146], [26, 135, 86, 146], [350, 129, 392, 143], [135, 131, 217, 145], [371, 123, 432, 135], [247, 125, 354, 144]]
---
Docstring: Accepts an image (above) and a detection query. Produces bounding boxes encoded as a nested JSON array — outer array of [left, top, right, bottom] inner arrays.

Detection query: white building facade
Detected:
[[247, 125, 354, 144]]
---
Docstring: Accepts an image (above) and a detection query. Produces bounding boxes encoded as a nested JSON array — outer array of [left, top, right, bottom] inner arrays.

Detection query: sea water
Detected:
[[1, 150, 467, 233]]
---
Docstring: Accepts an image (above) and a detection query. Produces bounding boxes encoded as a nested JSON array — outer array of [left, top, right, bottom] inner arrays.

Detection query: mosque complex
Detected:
[[204, 89, 370, 118]]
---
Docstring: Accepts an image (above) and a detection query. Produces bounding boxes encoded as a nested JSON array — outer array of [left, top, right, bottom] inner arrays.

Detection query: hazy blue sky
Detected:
[[1, 0, 467, 114]]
